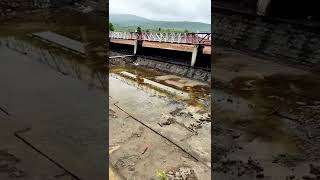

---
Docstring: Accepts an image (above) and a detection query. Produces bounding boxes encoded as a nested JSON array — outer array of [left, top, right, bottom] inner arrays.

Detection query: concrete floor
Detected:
[[109, 66, 211, 179]]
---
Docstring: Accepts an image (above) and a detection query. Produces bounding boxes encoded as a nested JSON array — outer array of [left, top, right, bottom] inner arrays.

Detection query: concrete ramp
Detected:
[[32, 31, 86, 53]]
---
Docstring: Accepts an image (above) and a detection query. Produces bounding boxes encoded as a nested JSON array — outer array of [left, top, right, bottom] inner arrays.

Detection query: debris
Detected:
[[232, 132, 241, 139], [159, 118, 176, 126], [286, 175, 295, 180], [310, 164, 320, 176], [142, 147, 148, 155], [227, 98, 233, 103]]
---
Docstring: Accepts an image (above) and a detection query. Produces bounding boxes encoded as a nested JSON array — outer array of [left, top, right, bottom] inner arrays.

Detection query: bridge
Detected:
[[109, 32, 211, 67], [109, 32, 211, 45]]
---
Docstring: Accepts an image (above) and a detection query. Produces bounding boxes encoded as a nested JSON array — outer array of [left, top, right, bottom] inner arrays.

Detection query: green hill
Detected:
[[110, 14, 211, 33]]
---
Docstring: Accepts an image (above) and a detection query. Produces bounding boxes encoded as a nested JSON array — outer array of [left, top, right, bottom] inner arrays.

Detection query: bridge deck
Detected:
[[110, 39, 211, 54]]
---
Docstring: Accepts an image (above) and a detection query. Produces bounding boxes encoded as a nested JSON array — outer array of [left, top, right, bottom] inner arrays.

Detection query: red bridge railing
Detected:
[[109, 32, 211, 45]]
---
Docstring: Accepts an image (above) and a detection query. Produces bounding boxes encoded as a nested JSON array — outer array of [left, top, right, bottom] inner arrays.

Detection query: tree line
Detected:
[[109, 22, 190, 33]]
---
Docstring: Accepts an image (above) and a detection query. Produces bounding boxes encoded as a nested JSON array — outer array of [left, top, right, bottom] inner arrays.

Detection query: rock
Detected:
[[296, 101, 307, 106], [175, 171, 182, 177], [286, 175, 295, 180], [256, 172, 264, 178], [310, 164, 320, 176], [232, 132, 241, 139], [160, 118, 175, 126]]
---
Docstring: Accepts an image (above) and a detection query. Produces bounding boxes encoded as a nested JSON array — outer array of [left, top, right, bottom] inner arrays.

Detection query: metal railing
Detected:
[[109, 32, 211, 45]]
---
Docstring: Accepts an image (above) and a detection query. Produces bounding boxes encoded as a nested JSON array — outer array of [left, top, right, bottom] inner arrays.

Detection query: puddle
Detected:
[[111, 65, 211, 109], [119, 71, 190, 99]]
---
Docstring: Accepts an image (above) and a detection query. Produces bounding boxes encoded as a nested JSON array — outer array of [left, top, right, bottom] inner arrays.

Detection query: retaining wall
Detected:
[[213, 8, 320, 69]]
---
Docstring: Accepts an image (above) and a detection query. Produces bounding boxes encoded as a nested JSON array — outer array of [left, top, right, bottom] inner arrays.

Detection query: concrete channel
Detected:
[[109, 51, 212, 179], [0, 7, 107, 180], [109, 29, 212, 179]]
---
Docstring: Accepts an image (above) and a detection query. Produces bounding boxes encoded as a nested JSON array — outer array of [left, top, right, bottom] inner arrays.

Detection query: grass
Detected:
[[157, 171, 168, 180]]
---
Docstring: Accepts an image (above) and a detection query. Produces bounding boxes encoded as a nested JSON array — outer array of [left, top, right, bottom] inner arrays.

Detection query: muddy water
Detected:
[[0, 36, 107, 179], [213, 89, 315, 180], [110, 65, 211, 110], [214, 72, 320, 179]]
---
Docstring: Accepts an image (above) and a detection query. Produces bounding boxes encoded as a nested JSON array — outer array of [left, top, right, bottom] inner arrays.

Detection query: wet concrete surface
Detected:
[[0, 8, 107, 180], [32, 31, 86, 53], [109, 62, 211, 179], [213, 48, 320, 179]]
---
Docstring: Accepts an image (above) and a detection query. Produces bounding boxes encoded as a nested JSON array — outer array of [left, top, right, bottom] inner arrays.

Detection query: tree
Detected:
[[109, 22, 115, 31], [158, 27, 161, 32], [146, 29, 150, 33], [137, 26, 142, 33], [184, 29, 189, 33]]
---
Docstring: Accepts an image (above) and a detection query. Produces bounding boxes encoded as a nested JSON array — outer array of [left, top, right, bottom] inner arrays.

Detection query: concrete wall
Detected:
[[213, 8, 320, 69], [0, 0, 106, 10], [110, 56, 211, 82], [136, 57, 211, 82], [1, 0, 53, 8]]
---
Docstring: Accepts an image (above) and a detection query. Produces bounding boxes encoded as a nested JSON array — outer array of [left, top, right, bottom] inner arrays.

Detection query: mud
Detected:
[[213, 48, 320, 179]]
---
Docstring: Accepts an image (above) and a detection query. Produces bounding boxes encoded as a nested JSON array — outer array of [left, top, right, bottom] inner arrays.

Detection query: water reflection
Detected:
[[0, 36, 108, 92]]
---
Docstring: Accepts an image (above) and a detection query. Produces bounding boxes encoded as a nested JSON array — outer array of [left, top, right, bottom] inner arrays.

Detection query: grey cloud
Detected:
[[110, 0, 211, 24]]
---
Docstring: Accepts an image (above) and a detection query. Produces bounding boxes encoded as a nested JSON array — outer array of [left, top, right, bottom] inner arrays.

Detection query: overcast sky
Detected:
[[109, 0, 211, 24]]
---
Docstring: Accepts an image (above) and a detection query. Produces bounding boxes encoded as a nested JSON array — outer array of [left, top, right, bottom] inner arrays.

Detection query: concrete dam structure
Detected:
[[213, 0, 320, 71]]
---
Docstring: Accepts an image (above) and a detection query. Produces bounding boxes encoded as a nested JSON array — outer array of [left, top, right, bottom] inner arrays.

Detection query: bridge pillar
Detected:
[[257, 0, 271, 16], [134, 40, 143, 55], [191, 45, 204, 67]]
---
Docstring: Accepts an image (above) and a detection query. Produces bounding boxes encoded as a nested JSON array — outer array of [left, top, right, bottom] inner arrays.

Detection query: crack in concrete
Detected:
[[0, 106, 10, 116], [54, 172, 69, 178], [14, 128, 82, 180], [113, 103, 211, 169]]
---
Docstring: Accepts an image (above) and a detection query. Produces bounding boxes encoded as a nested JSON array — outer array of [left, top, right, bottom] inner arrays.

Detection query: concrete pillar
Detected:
[[191, 45, 204, 67], [257, 0, 271, 16], [134, 40, 143, 55]]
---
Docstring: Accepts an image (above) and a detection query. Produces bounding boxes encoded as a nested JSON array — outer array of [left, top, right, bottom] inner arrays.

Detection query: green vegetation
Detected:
[[109, 22, 114, 31], [157, 171, 168, 180], [137, 26, 142, 33], [110, 23, 193, 33]]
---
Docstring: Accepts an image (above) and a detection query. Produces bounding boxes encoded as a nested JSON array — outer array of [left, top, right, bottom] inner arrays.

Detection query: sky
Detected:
[[109, 0, 211, 24]]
